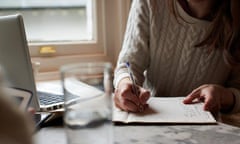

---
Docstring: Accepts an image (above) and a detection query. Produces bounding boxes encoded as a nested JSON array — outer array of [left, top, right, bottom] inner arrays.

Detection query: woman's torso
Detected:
[[144, 0, 231, 97]]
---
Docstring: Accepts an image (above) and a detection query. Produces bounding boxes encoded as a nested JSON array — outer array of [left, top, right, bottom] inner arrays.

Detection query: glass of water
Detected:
[[60, 62, 113, 144]]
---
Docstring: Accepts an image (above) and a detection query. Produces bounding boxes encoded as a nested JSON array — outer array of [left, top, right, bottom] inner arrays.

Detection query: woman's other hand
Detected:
[[183, 84, 235, 114], [114, 78, 150, 112]]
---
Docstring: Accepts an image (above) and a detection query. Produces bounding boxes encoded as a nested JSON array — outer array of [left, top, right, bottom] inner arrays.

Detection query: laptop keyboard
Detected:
[[37, 91, 80, 106], [37, 91, 64, 105]]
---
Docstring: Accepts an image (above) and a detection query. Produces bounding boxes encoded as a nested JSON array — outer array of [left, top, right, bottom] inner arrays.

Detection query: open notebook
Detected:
[[113, 97, 217, 124]]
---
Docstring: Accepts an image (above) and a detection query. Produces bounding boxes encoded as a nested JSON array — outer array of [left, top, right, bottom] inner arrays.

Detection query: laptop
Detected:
[[0, 14, 64, 112], [3, 87, 32, 111], [2, 86, 52, 128]]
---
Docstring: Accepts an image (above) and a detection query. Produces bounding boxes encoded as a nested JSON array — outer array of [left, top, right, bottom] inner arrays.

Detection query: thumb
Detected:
[[139, 89, 150, 104]]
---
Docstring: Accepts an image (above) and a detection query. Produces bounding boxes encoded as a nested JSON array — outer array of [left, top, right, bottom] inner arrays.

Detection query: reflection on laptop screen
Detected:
[[0, 14, 39, 110]]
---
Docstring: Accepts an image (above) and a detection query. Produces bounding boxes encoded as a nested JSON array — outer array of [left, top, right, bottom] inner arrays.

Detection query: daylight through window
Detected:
[[0, 0, 93, 42]]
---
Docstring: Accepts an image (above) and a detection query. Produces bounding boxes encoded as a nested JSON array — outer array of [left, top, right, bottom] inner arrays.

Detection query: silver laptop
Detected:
[[0, 14, 64, 112]]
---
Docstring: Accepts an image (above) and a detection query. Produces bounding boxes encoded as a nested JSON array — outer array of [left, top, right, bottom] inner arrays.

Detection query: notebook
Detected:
[[113, 97, 217, 124], [0, 14, 65, 112]]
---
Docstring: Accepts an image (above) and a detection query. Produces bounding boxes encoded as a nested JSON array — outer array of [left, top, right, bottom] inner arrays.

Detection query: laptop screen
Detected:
[[0, 14, 39, 110]]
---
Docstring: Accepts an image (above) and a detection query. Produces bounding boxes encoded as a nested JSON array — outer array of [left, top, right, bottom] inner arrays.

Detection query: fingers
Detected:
[[114, 83, 150, 113], [139, 88, 150, 105], [203, 96, 212, 111], [120, 85, 141, 105], [183, 90, 201, 104], [203, 96, 220, 112], [183, 85, 209, 104], [114, 84, 142, 113], [27, 107, 35, 115], [183, 84, 221, 113], [114, 95, 139, 112]]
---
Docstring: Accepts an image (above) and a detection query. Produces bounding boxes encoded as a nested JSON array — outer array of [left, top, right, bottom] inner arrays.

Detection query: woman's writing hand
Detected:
[[114, 78, 150, 112], [183, 84, 235, 113]]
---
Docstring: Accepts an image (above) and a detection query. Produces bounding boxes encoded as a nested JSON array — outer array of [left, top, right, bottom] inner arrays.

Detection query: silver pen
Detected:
[[126, 62, 138, 95], [125, 62, 143, 112]]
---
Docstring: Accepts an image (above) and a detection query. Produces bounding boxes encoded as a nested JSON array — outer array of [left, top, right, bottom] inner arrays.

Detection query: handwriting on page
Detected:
[[180, 101, 212, 121]]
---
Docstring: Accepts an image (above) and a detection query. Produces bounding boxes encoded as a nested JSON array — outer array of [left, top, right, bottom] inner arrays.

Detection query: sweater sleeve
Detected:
[[226, 67, 240, 113], [114, 0, 151, 88]]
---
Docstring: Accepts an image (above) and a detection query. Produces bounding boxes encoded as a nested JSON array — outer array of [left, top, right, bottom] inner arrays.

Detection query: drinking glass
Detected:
[[61, 62, 113, 144]]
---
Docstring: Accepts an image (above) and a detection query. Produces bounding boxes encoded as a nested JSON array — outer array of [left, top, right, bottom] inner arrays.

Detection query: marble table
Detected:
[[35, 121, 240, 144], [114, 123, 240, 144]]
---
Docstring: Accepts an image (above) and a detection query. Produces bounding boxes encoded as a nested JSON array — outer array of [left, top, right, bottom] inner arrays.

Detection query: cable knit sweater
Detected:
[[114, 0, 240, 113]]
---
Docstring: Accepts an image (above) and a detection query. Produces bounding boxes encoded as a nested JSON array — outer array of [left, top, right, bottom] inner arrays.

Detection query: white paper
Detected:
[[113, 97, 216, 124]]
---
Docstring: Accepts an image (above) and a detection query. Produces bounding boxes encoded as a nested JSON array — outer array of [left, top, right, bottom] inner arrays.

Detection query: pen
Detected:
[[125, 62, 143, 112], [126, 62, 138, 95]]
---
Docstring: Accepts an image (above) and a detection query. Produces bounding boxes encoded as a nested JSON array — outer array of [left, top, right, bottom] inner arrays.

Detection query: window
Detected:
[[0, 0, 92, 41], [0, 0, 131, 80]]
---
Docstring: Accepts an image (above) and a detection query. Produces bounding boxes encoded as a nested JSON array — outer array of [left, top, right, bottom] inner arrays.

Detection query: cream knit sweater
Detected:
[[114, 0, 240, 113]]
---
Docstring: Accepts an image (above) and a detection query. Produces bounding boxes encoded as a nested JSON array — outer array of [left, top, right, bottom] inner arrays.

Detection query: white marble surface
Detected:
[[114, 123, 240, 144], [35, 122, 240, 144]]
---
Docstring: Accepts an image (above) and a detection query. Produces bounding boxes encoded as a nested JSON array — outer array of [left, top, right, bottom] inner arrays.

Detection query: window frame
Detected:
[[29, 0, 131, 81], [29, 0, 104, 57]]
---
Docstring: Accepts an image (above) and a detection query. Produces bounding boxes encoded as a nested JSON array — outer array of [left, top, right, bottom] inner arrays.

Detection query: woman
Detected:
[[114, 0, 240, 114]]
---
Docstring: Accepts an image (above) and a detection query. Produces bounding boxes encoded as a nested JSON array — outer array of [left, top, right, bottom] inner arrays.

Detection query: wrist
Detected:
[[116, 77, 131, 89]]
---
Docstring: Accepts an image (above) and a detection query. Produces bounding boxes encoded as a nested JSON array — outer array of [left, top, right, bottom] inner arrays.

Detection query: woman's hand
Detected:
[[183, 84, 235, 114], [114, 78, 150, 112]]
